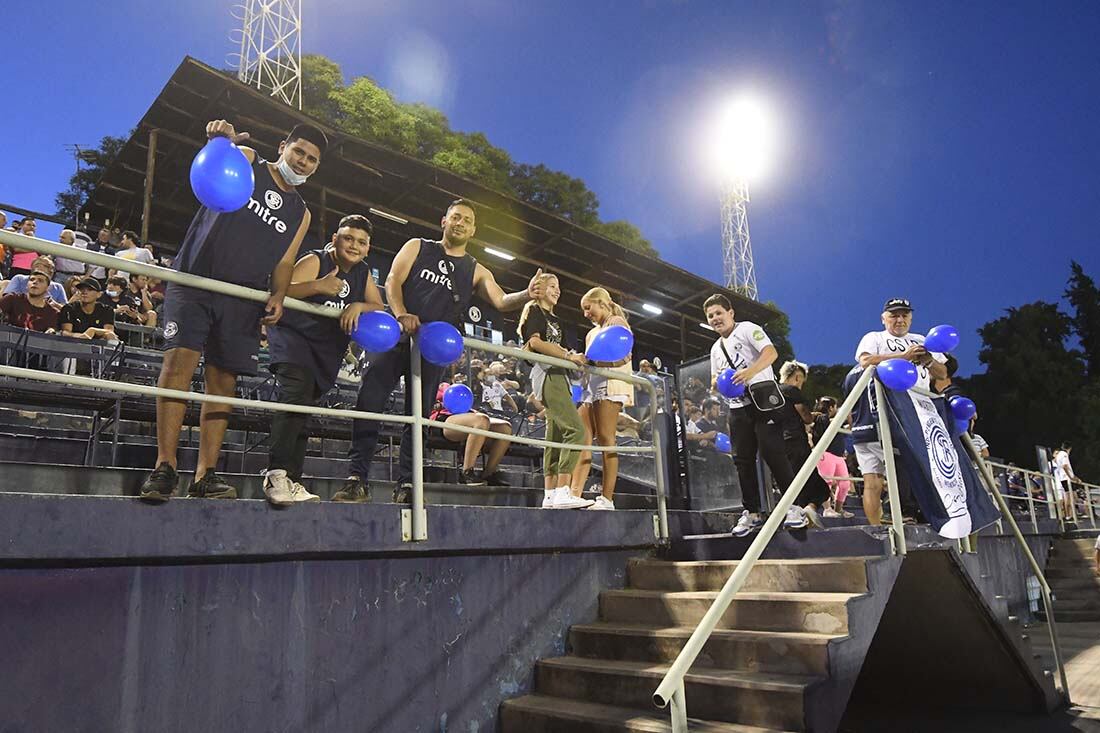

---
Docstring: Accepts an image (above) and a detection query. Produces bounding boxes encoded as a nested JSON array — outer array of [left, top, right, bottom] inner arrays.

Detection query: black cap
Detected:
[[74, 278, 102, 291], [883, 298, 912, 313]]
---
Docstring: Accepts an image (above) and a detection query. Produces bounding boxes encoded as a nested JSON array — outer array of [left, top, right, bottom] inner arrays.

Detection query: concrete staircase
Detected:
[[501, 555, 890, 732], [1042, 538, 1100, 622]]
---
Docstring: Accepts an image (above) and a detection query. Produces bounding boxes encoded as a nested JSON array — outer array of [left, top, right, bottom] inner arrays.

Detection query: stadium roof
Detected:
[[84, 56, 780, 361]]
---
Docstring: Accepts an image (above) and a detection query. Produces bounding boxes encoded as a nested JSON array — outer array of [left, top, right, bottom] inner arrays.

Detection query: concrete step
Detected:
[[1049, 588, 1100, 602], [535, 656, 816, 730], [626, 558, 872, 594], [1049, 598, 1100, 611], [1053, 537, 1098, 550], [1035, 608, 1100, 622], [1044, 566, 1096, 580], [568, 623, 840, 676], [599, 590, 857, 635], [500, 694, 791, 732], [1049, 576, 1100, 592]]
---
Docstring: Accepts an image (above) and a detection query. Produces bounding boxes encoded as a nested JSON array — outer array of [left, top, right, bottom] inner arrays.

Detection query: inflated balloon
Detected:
[[715, 432, 732, 454], [924, 324, 960, 354], [949, 396, 977, 421], [442, 384, 474, 414], [954, 418, 970, 436], [585, 324, 634, 363], [877, 358, 918, 391], [189, 136, 255, 213], [417, 321, 464, 366], [716, 368, 746, 399], [571, 384, 583, 404], [350, 311, 401, 353]]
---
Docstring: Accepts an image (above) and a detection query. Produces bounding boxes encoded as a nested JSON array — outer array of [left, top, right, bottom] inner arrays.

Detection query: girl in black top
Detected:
[[518, 273, 592, 510]]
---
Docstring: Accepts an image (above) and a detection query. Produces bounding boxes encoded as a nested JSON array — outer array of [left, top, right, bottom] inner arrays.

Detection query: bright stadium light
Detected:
[[642, 303, 663, 315], [483, 246, 515, 261], [709, 95, 777, 184]]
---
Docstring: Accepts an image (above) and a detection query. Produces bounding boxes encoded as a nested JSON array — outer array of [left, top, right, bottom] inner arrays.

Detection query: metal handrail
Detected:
[[0, 230, 669, 542], [652, 365, 882, 719]]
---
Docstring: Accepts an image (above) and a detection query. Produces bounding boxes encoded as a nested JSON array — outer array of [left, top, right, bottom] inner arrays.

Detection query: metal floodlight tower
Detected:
[[721, 177, 758, 300], [231, 0, 303, 109]]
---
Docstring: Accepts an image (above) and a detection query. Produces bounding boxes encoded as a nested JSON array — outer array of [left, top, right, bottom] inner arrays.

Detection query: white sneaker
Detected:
[[731, 511, 761, 537], [784, 506, 809, 530], [263, 469, 296, 506], [290, 480, 321, 503], [542, 489, 556, 508], [552, 486, 595, 510], [823, 507, 842, 518], [803, 505, 824, 529], [587, 496, 615, 511]]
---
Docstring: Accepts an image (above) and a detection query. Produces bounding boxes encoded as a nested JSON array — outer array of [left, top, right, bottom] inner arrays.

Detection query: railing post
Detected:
[[646, 377, 670, 542], [873, 378, 907, 556], [1026, 476, 1038, 534], [669, 681, 688, 733], [409, 339, 428, 541]]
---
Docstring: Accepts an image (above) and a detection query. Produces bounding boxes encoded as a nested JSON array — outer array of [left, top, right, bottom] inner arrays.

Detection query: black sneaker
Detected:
[[458, 469, 487, 486], [480, 470, 510, 487], [393, 482, 413, 504], [140, 462, 178, 503], [332, 477, 371, 503], [188, 472, 238, 499]]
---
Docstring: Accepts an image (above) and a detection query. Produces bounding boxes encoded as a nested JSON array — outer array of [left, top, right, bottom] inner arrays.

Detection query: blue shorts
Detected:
[[162, 283, 264, 375]]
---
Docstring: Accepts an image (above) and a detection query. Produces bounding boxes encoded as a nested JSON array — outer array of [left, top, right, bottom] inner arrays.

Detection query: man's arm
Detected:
[[205, 120, 256, 162], [284, 254, 326, 299], [733, 345, 778, 385], [385, 239, 423, 333], [473, 264, 543, 312], [262, 209, 311, 326]]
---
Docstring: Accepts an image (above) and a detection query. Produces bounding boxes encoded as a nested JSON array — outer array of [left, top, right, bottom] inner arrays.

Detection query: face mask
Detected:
[[106, 290, 120, 298], [276, 158, 310, 187]]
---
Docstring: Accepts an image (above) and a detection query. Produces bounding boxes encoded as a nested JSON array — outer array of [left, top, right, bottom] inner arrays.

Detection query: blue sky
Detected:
[[3, 0, 1099, 374]]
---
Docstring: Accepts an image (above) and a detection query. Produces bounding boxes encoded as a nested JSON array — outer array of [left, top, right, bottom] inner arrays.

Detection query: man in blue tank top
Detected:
[[340, 199, 544, 503], [262, 214, 384, 505], [141, 119, 327, 502]]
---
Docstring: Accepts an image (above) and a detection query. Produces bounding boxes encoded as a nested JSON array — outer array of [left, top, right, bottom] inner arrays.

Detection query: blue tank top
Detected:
[[174, 157, 307, 289], [401, 239, 477, 326], [266, 248, 373, 393]]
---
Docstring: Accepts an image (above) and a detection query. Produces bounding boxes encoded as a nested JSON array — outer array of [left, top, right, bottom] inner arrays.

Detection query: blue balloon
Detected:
[[954, 418, 970, 435], [878, 358, 918, 391], [949, 396, 977, 421], [571, 384, 583, 404], [189, 137, 255, 213], [715, 432, 732, 453], [586, 324, 634, 363], [716, 368, 746, 399], [925, 324, 960, 353], [350, 311, 401, 353], [417, 321, 464, 366], [442, 384, 474, 414]]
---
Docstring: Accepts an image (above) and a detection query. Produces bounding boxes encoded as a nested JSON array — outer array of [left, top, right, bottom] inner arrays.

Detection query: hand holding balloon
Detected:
[[715, 432, 732, 453], [350, 311, 401, 353], [190, 136, 255, 213], [716, 368, 746, 399]]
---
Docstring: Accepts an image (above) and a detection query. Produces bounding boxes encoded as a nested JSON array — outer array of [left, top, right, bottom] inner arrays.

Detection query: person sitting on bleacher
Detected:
[[58, 277, 115, 340], [0, 270, 61, 332], [430, 382, 514, 486], [3, 255, 69, 305], [123, 273, 157, 328], [264, 214, 384, 506]]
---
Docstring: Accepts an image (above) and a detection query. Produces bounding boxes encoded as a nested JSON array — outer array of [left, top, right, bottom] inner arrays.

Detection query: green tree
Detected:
[[803, 363, 853, 407], [968, 301, 1086, 469], [508, 163, 599, 226], [432, 131, 512, 191], [760, 300, 795, 367], [301, 54, 345, 123], [1065, 260, 1100, 378], [588, 219, 656, 256], [331, 76, 419, 156], [55, 134, 129, 224]]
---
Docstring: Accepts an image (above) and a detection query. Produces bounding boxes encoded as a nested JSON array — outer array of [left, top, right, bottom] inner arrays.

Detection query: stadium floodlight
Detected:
[[707, 93, 779, 301], [642, 303, 663, 315], [483, 246, 515, 261]]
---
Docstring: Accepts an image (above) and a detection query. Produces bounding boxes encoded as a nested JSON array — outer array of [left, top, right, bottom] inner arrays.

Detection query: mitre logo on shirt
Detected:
[[418, 259, 455, 291], [264, 190, 283, 210], [246, 195, 290, 234]]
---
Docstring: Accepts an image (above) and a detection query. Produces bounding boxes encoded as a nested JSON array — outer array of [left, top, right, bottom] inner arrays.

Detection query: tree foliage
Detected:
[[55, 134, 129, 224], [299, 54, 659, 255], [1065, 260, 1100, 378]]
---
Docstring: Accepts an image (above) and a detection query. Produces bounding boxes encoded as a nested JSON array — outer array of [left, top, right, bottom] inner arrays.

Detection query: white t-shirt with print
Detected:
[[481, 381, 508, 411], [115, 247, 155, 277], [1053, 450, 1074, 483], [855, 330, 946, 392], [710, 320, 776, 409]]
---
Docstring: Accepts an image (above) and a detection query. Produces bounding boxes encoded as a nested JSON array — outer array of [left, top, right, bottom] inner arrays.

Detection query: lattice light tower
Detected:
[[721, 177, 757, 300], [232, 0, 303, 109]]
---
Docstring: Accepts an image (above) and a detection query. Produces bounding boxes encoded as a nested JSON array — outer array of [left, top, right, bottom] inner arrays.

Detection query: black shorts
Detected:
[[162, 283, 264, 375]]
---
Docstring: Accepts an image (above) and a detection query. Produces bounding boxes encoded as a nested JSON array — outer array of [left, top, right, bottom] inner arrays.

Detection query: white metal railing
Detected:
[[0, 229, 669, 542], [653, 367, 1075, 728]]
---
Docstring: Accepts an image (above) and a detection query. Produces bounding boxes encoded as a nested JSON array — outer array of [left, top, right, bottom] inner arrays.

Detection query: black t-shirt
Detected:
[[519, 305, 564, 348], [813, 413, 847, 456], [59, 302, 115, 333], [777, 384, 809, 442]]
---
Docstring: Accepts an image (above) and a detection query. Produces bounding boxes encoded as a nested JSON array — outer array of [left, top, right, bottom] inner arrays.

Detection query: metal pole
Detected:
[[648, 375, 669, 542], [962, 434, 1070, 702], [140, 128, 158, 243], [653, 366, 875, 710], [409, 339, 427, 541], [1026, 477, 1038, 534], [873, 379, 907, 556], [669, 681, 688, 733]]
